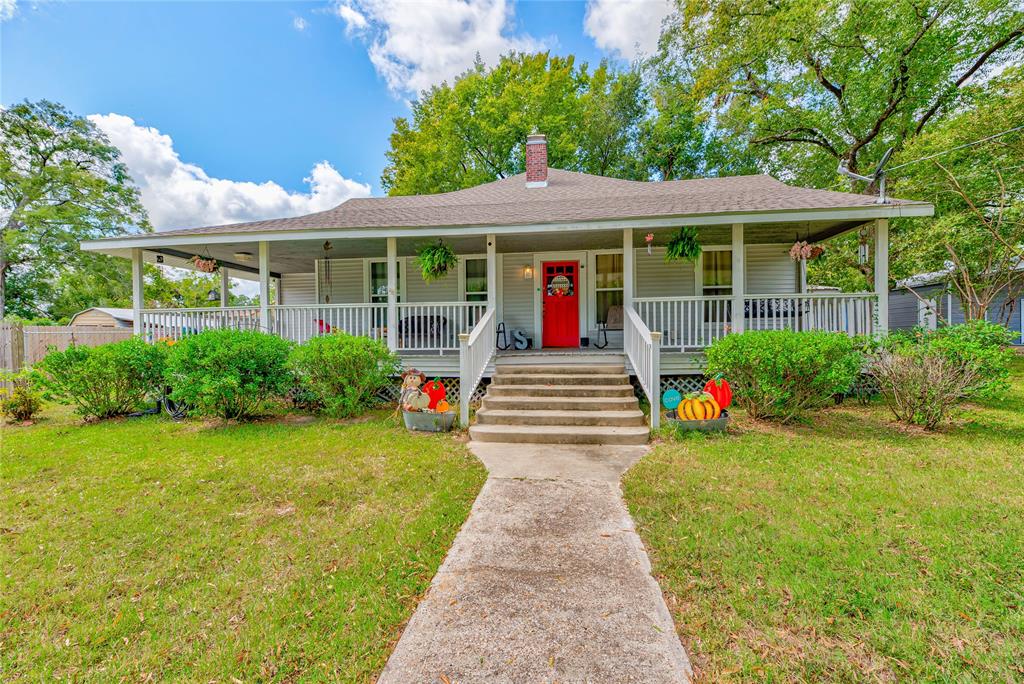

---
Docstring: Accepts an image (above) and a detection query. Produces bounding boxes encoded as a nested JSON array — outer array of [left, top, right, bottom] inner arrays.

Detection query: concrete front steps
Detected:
[[470, 358, 650, 445]]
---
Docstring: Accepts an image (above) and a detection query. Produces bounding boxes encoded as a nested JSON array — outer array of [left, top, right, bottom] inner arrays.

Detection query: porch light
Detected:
[[523, 265, 534, 279]]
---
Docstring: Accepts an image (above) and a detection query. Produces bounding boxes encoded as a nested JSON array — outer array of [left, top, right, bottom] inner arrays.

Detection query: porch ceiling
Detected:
[[109, 218, 870, 277]]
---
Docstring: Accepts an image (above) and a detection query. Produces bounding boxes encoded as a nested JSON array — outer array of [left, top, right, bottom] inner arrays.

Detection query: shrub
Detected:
[[871, 321, 1016, 429], [164, 329, 293, 419], [704, 330, 863, 422], [0, 372, 43, 423], [33, 337, 166, 420], [289, 333, 400, 418]]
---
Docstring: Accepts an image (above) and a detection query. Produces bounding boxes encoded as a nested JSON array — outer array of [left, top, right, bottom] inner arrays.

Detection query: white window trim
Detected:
[[696, 245, 733, 297], [364, 257, 407, 303], [458, 253, 490, 303], [587, 248, 625, 332]]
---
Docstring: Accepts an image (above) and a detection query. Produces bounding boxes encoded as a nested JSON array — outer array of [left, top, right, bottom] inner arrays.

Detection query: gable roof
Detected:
[[69, 307, 135, 323], [144, 169, 929, 239]]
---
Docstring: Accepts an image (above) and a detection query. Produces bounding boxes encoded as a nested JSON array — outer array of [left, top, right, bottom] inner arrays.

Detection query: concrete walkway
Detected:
[[377, 444, 692, 684]]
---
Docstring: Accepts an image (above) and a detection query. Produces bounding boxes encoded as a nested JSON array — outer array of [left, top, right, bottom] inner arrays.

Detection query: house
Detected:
[[68, 307, 135, 328], [889, 267, 1023, 344], [81, 133, 933, 436]]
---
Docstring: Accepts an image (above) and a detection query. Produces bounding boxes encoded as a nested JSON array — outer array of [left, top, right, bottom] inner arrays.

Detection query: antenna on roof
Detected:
[[837, 147, 894, 204]]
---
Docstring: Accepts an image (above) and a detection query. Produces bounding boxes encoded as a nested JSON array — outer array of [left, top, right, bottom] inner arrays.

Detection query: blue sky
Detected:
[[1, 0, 670, 231]]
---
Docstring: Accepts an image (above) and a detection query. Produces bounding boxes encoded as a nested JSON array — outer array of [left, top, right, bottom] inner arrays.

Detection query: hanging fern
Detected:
[[664, 227, 701, 263], [415, 240, 459, 282]]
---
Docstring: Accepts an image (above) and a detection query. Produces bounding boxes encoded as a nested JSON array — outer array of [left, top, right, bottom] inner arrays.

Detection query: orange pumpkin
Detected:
[[435, 399, 450, 413]]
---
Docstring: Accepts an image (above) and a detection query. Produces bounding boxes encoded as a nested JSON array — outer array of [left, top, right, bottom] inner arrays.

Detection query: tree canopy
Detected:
[[0, 100, 149, 318]]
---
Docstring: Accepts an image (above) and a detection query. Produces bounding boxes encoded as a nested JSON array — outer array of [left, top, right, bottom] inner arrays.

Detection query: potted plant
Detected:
[[416, 240, 458, 282], [191, 255, 219, 273], [664, 227, 701, 263]]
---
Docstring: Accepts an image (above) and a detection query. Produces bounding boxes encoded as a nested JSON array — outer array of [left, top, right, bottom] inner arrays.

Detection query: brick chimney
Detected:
[[525, 133, 548, 188]]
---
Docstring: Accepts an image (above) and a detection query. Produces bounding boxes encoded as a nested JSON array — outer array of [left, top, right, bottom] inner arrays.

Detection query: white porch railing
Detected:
[[268, 303, 386, 344], [140, 307, 260, 341], [744, 293, 878, 336], [459, 307, 497, 427], [634, 295, 733, 351], [396, 302, 487, 353], [624, 306, 661, 430]]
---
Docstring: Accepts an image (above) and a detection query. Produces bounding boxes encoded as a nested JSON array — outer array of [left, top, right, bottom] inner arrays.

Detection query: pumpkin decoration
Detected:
[[678, 393, 722, 421], [703, 376, 732, 409], [435, 399, 450, 413], [425, 378, 446, 410]]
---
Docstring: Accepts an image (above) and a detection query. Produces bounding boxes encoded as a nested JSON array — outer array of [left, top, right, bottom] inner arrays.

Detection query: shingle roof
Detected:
[[150, 169, 927, 238]]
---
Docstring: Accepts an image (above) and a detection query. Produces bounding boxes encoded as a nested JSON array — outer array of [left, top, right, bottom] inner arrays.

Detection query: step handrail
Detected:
[[458, 307, 497, 427], [624, 305, 661, 430]]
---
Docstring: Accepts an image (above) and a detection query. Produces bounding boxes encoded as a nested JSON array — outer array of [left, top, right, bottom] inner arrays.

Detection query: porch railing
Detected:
[[140, 307, 260, 341], [634, 295, 733, 351], [744, 293, 878, 336], [459, 307, 497, 426], [268, 303, 386, 344], [396, 302, 487, 353], [624, 306, 661, 430]]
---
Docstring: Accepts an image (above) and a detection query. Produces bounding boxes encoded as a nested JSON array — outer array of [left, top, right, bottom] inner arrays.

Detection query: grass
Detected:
[[0, 408, 486, 682], [625, 358, 1024, 682]]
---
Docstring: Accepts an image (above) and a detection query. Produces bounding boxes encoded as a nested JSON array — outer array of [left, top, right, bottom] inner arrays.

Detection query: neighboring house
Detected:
[[81, 133, 933, 426], [68, 307, 135, 328], [889, 268, 1024, 345]]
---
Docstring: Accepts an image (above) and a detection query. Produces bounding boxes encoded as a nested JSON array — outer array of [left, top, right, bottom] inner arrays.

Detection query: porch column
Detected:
[[486, 234, 497, 312], [131, 248, 144, 336], [386, 237, 398, 351], [219, 267, 230, 307], [874, 218, 889, 335], [258, 241, 270, 332], [623, 228, 634, 308], [731, 223, 745, 333]]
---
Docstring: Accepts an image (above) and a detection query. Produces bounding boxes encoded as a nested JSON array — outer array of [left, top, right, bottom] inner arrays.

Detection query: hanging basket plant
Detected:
[[789, 240, 825, 262], [664, 227, 701, 263], [190, 255, 219, 273], [416, 240, 458, 282]]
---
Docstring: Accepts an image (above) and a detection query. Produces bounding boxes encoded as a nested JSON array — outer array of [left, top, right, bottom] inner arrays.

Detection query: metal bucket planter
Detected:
[[403, 410, 456, 433], [663, 410, 730, 433]]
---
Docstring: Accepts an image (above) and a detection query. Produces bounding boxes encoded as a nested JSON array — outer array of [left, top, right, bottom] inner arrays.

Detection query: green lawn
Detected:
[[1, 409, 486, 682], [625, 358, 1024, 682]]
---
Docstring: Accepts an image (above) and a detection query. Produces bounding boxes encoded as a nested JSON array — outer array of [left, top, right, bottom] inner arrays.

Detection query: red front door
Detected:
[[542, 260, 580, 347]]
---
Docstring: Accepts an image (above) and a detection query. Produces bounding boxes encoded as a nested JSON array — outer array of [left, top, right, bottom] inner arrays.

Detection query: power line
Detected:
[[887, 124, 1024, 172]]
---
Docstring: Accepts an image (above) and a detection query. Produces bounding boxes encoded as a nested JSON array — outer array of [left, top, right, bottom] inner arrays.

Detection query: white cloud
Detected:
[[293, 16, 308, 31], [89, 113, 371, 231], [1, 0, 17, 21], [332, 0, 545, 95], [584, 0, 672, 60]]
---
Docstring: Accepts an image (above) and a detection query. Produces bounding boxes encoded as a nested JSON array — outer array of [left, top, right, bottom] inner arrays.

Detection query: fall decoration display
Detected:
[[665, 226, 701, 263], [661, 388, 682, 411], [703, 376, 733, 409], [416, 240, 458, 282], [677, 393, 722, 421], [435, 399, 450, 413]]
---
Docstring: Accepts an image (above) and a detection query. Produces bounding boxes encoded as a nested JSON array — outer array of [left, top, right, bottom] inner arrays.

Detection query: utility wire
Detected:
[[887, 124, 1024, 172]]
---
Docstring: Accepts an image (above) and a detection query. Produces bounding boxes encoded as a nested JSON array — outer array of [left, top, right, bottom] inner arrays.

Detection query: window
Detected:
[[464, 258, 488, 302], [369, 261, 401, 303], [595, 253, 624, 330], [702, 250, 732, 296]]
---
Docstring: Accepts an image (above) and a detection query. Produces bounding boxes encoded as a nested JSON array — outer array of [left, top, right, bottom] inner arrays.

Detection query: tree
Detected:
[[661, 0, 1024, 189], [887, 69, 1024, 324], [0, 100, 149, 318], [382, 53, 658, 194]]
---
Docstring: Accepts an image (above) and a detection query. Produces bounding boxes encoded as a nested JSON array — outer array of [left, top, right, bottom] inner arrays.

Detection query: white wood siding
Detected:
[[316, 259, 362, 304], [405, 257, 459, 302], [745, 245, 797, 294], [501, 253, 535, 339], [280, 273, 316, 305], [635, 247, 696, 297]]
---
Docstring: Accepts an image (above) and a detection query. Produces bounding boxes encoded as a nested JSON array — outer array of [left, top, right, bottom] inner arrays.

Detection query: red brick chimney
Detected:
[[525, 133, 548, 188]]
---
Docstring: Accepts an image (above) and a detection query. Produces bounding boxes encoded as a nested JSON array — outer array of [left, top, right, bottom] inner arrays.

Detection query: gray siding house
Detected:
[[82, 134, 933, 425]]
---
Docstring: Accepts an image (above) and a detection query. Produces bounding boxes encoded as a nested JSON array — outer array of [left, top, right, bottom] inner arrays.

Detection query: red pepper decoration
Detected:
[[703, 376, 732, 409], [425, 378, 446, 410]]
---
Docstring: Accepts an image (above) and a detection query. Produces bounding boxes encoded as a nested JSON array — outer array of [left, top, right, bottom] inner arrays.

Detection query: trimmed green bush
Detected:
[[705, 330, 863, 422], [289, 333, 400, 418], [33, 337, 166, 420], [164, 330, 293, 420]]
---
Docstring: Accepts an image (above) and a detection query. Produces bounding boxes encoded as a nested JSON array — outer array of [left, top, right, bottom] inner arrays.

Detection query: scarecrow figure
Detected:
[[399, 368, 430, 412]]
